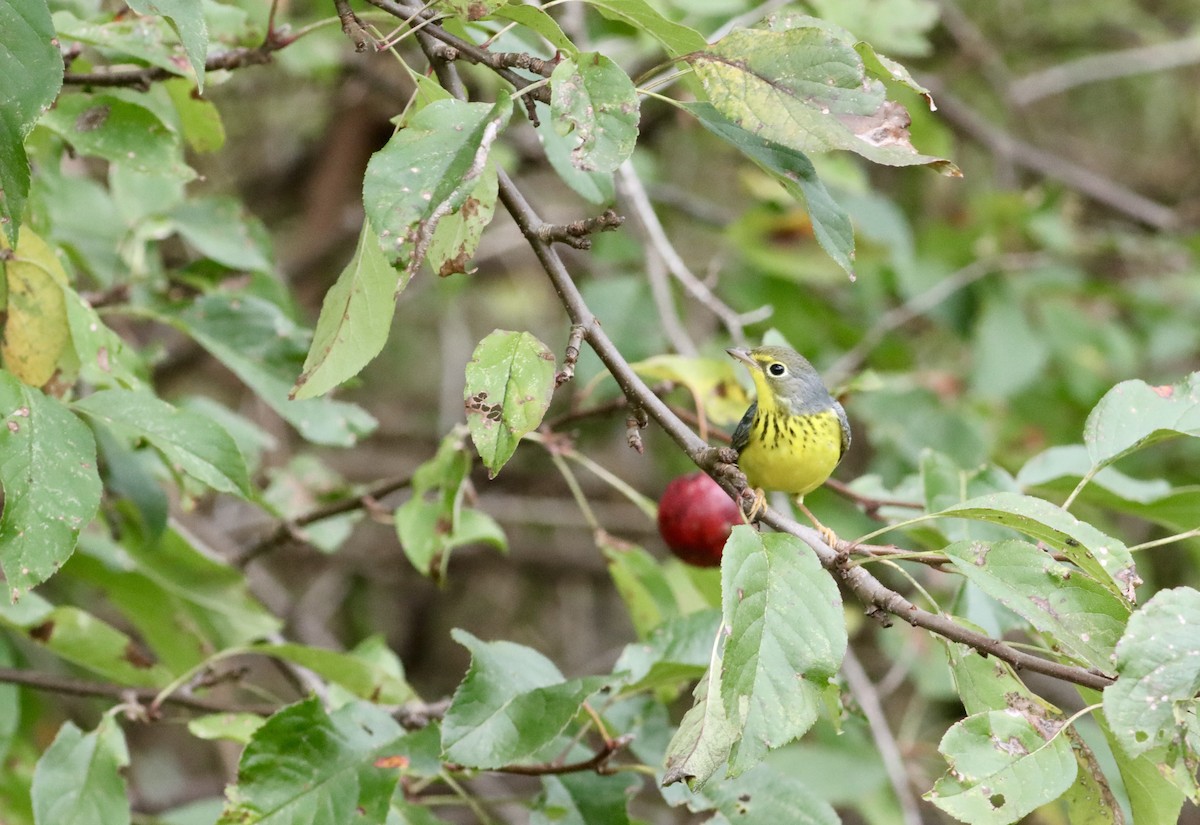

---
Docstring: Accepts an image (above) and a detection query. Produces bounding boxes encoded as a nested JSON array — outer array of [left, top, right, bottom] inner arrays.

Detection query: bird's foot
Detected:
[[740, 487, 768, 524], [796, 499, 843, 550]]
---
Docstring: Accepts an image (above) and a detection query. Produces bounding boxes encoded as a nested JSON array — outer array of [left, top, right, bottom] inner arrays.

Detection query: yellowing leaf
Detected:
[[632, 354, 750, 427], [0, 229, 70, 387]]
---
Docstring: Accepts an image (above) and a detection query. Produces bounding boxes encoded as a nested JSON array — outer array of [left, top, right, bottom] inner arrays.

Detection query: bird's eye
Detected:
[[768, 362, 787, 377]]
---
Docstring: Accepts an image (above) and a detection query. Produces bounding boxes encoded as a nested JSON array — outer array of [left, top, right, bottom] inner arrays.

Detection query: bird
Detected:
[[727, 346, 850, 537]]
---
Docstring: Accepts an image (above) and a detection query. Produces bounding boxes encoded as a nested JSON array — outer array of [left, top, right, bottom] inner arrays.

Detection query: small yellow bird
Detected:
[[727, 346, 850, 523]]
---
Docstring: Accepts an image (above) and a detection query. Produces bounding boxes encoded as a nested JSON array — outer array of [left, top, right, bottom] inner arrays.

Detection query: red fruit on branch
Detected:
[[657, 471, 742, 567]]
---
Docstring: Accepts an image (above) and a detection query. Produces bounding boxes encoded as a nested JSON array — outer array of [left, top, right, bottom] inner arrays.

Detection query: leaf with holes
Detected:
[[550, 53, 640, 173], [927, 709, 1077, 824], [944, 539, 1129, 671], [688, 28, 957, 173], [1103, 587, 1200, 800], [426, 162, 498, 277], [363, 96, 511, 271], [463, 330, 556, 477], [937, 492, 1139, 603]]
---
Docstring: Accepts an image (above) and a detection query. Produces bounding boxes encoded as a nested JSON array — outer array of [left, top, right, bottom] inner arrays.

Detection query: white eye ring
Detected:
[[768, 362, 787, 377]]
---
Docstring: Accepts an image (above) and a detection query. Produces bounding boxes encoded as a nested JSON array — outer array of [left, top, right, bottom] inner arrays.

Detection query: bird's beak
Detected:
[[726, 347, 756, 369]]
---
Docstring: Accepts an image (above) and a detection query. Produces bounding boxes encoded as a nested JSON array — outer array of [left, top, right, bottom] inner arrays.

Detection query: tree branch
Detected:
[[62, 34, 287, 90], [0, 666, 277, 716], [406, 7, 1118, 696]]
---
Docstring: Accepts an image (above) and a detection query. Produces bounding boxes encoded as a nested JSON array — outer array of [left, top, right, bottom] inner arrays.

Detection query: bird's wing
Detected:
[[731, 402, 756, 454], [833, 400, 851, 459]]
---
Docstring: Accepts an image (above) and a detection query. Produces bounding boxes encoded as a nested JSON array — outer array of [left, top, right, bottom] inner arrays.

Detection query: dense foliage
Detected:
[[2, 1, 1199, 823]]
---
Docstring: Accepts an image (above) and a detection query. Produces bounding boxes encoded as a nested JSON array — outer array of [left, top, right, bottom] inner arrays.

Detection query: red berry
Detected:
[[657, 471, 741, 567]]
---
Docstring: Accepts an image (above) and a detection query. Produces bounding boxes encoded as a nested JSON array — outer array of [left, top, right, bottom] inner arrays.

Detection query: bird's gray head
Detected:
[[727, 346, 833, 415]]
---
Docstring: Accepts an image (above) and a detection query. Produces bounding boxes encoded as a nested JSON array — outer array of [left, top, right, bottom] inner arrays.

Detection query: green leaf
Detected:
[[74, 388, 251, 497], [809, 0, 939, 57], [0, 593, 172, 686], [167, 196, 273, 272], [535, 101, 614, 205], [161, 293, 377, 446], [661, 660, 738, 789], [603, 540, 680, 639], [364, 97, 512, 270], [292, 223, 402, 399], [1083, 373, 1200, 477], [124, 0, 209, 89], [944, 539, 1129, 671], [53, 10, 184, 75], [441, 629, 605, 769], [1092, 696, 1185, 825], [0, 635, 18, 764], [70, 526, 281, 673], [0, 372, 102, 598], [394, 426, 502, 579], [688, 28, 957, 173], [970, 289, 1048, 399], [549, 53, 639, 173], [425, 163, 498, 277], [463, 330, 556, 477], [31, 717, 130, 825], [164, 77, 225, 152], [1103, 587, 1200, 799], [683, 102, 855, 279], [1, 228, 71, 387], [188, 713, 266, 745], [612, 609, 718, 691], [0, 0, 63, 244], [702, 763, 840, 825], [40, 93, 192, 179], [530, 772, 639, 825], [936, 492, 1140, 603], [579, 0, 706, 57], [491, 5, 577, 53], [220, 698, 404, 825], [720, 527, 847, 775], [927, 709, 1077, 824], [64, 288, 148, 390], [251, 642, 414, 705]]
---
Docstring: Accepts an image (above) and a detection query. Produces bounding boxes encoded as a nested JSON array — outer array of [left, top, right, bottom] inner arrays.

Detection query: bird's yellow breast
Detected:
[[737, 408, 844, 497]]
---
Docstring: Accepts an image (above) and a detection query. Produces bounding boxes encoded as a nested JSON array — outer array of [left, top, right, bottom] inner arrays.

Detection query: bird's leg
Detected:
[[795, 498, 841, 549], [740, 487, 768, 524]]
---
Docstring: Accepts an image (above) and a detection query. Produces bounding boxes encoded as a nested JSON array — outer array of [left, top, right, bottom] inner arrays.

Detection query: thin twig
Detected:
[[926, 81, 1181, 230], [335, 0, 373, 52], [535, 209, 625, 249], [1009, 35, 1200, 106], [556, 324, 586, 386], [842, 648, 926, 825], [237, 473, 413, 567], [616, 162, 771, 346], [447, 734, 635, 776], [62, 34, 287, 89], [824, 253, 1046, 386], [0, 666, 277, 716]]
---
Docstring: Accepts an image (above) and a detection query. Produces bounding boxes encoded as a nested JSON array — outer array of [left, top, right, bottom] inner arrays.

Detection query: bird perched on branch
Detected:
[[727, 345, 850, 535]]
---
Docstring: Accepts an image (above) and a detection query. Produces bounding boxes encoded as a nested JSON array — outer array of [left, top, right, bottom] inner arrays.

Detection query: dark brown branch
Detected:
[[362, 0, 552, 105], [335, 0, 372, 52], [236, 473, 413, 567], [536, 209, 625, 249], [415, 17, 1117, 695], [490, 51, 559, 77], [62, 35, 287, 91], [0, 666, 277, 716]]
